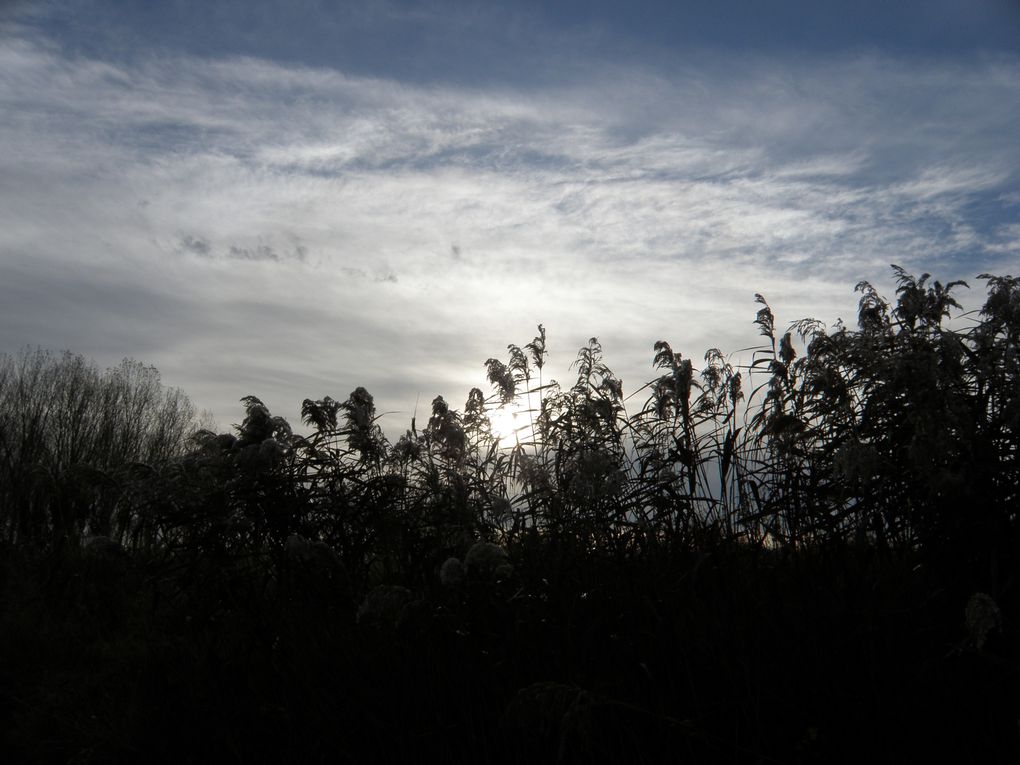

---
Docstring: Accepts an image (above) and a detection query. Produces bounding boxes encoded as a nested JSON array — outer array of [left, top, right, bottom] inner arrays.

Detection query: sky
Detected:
[[1, 0, 1018, 436]]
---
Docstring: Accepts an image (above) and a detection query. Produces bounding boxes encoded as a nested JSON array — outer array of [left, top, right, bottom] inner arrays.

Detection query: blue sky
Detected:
[[1, 0, 1018, 433]]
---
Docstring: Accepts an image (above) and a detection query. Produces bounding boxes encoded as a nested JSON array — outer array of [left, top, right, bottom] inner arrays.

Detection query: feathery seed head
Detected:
[[439, 557, 464, 588], [966, 592, 1001, 650], [464, 541, 509, 579]]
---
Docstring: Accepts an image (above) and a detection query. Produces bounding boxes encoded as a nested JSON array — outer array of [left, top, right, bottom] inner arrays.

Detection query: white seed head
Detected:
[[966, 592, 1001, 650], [357, 584, 413, 628], [439, 557, 464, 588], [464, 542, 509, 579]]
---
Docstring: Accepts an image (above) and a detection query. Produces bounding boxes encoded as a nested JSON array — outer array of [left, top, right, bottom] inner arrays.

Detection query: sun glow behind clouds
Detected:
[[0, 18, 1018, 435], [488, 403, 538, 448]]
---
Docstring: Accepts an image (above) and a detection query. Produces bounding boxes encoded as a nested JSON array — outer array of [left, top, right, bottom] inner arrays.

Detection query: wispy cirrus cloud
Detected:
[[0, 25, 1017, 432]]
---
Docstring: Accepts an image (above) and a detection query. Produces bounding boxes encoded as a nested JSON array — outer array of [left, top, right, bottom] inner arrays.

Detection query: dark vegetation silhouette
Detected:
[[1, 268, 1018, 762]]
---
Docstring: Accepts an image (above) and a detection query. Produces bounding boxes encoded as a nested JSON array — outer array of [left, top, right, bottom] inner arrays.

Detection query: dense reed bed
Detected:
[[1, 267, 1018, 762]]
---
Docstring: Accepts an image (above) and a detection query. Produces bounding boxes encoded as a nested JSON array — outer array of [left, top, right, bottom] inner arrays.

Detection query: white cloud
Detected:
[[0, 33, 1017, 433]]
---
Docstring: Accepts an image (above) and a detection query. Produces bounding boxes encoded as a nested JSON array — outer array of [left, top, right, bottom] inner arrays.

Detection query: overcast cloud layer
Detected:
[[1, 1, 1018, 434]]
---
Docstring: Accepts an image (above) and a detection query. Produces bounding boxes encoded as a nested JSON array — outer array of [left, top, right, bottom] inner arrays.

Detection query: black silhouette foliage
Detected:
[[1, 270, 1019, 763]]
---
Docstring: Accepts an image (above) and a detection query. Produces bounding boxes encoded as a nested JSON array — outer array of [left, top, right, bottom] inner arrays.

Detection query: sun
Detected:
[[488, 404, 532, 447]]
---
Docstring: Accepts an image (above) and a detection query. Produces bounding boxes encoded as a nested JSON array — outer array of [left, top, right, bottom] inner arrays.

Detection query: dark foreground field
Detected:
[[2, 538, 1018, 764]]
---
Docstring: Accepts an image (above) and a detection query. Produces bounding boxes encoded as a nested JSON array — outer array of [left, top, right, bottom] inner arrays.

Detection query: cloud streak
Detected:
[[0, 29, 1017, 433]]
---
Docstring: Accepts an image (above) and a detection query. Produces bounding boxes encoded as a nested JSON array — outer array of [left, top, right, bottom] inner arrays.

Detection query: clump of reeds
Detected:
[[2, 267, 1018, 762]]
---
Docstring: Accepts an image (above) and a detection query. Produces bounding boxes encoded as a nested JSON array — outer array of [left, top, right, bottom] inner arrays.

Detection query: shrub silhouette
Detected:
[[0, 349, 200, 546]]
